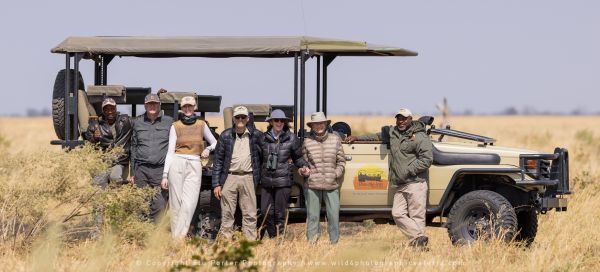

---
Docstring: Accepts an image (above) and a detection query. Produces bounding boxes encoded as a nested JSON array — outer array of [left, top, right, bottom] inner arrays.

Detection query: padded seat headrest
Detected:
[[87, 85, 125, 96]]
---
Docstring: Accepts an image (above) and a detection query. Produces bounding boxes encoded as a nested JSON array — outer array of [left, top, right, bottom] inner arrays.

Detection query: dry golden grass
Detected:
[[1, 115, 599, 271]]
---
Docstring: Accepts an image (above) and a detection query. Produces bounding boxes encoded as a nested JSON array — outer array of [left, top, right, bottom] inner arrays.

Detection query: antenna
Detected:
[[436, 97, 450, 130]]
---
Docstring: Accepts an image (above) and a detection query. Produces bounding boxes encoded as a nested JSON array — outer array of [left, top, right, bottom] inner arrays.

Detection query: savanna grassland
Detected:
[[0, 115, 599, 272]]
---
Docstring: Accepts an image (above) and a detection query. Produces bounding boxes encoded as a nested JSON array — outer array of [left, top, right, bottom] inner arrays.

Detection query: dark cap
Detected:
[[144, 93, 161, 104]]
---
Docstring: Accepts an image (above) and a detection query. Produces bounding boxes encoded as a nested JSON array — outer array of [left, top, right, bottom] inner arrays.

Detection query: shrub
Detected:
[[0, 141, 155, 251]]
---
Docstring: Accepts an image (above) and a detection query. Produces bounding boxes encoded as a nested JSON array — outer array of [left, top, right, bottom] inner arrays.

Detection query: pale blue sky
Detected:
[[0, 0, 598, 116]]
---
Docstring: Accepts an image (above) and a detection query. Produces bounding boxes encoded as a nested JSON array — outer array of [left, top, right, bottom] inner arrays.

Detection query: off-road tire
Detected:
[[515, 209, 538, 246], [447, 190, 517, 245], [52, 69, 84, 140]]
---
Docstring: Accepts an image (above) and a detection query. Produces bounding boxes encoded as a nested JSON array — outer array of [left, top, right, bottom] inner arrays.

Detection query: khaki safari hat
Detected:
[[395, 108, 413, 118], [144, 93, 161, 104], [101, 97, 116, 109], [307, 112, 331, 126], [180, 96, 197, 109], [233, 106, 249, 117]]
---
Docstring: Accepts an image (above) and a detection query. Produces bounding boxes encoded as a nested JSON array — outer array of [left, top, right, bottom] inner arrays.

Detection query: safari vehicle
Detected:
[[50, 36, 569, 244]]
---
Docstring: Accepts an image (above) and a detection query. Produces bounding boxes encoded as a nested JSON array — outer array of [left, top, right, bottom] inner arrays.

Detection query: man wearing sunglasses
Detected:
[[212, 106, 263, 240], [346, 108, 433, 249]]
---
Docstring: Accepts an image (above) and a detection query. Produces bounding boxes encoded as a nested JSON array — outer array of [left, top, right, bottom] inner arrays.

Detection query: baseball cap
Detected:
[[180, 96, 196, 108], [233, 106, 249, 117], [144, 93, 161, 104], [395, 108, 413, 118], [101, 97, 116, 108]]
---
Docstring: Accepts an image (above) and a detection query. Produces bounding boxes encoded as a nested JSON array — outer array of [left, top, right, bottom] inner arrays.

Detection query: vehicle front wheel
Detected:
[[515, 208, 538, 246], [447, 190, 517, 245]]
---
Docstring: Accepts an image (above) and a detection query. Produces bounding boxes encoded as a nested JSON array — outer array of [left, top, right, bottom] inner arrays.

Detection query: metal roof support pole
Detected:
[[322, 55, 336, 116], [293, 53, 298, 134], [316, 56, 321, 112], [94, 58, 102, 85], [300, 51, 308, 138], [64, 54, 71, 146], [71, 53, 83, 148], [102, 55, 115, 85]]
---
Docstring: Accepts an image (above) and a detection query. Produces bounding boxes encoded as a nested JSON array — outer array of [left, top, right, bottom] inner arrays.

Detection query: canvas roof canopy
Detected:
[[51, 36, 418, 58]]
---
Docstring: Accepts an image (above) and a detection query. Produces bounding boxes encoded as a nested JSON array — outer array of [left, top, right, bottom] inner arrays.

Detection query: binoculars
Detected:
[[267, 152, 279, 171]]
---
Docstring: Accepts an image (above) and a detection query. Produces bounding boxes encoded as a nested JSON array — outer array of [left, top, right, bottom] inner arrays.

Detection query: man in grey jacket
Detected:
[[129, 93, 173, 222], [346, 108, 433, 248]]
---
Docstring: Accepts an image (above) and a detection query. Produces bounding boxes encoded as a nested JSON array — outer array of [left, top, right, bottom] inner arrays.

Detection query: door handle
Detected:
[[345, 155, 352, 161]]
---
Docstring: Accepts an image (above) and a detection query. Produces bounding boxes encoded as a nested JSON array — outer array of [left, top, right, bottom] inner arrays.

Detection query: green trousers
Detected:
[[304, 187, 340, 244]]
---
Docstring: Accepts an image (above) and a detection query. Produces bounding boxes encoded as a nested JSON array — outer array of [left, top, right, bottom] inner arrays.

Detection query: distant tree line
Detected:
[[26, 108, 51, 117]]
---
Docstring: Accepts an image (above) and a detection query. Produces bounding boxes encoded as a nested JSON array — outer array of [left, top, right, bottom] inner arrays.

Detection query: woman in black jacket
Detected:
[[259, 109, 308, 238]]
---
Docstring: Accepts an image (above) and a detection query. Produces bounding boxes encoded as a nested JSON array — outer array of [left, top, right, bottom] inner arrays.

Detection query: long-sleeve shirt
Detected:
[[163, 122, 217, 178], [130, 113, 173, 171]]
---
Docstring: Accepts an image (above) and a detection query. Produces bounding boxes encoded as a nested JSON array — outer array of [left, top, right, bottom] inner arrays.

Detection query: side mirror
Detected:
[[381, 126, 391, 149]]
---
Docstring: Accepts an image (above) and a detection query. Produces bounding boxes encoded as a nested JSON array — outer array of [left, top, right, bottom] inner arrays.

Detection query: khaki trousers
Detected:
[[392, 181, 427, 241], [220, 174, 257, 240], [168, 156, 202, 238]]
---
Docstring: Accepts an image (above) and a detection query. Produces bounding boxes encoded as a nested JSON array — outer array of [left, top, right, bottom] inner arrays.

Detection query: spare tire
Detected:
[[52, 69, 84, 140]]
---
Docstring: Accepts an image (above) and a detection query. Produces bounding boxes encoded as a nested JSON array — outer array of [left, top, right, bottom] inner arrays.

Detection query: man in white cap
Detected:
[[130, 93, 174, 222], [346, 108, 433, 248], [212, 105, 263, 240], [299, 112, 346, 244], [83, 97, 133, 188]]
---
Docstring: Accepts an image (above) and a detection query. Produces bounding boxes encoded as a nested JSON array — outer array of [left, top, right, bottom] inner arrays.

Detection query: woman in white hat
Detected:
[[162, 96, 217, 238], [258, 109, 309, 238], [300, 112, 346, 244]]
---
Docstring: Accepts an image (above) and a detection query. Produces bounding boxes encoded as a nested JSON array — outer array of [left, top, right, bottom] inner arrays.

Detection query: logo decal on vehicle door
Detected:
[[354, 166, 388, 190]]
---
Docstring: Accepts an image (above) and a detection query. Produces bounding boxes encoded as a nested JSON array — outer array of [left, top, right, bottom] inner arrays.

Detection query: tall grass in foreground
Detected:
[[0, 140, 157, 268], [0, 116, 599, 271]]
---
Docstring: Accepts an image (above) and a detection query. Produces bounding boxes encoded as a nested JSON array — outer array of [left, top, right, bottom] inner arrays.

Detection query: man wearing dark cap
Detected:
[[130, 93, 173, 222], [83, 97, 133, 188], [346, 108, 433, 248]]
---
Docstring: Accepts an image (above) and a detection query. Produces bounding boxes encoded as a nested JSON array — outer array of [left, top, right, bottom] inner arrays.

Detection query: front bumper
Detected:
[[540, 196, 568, 213]]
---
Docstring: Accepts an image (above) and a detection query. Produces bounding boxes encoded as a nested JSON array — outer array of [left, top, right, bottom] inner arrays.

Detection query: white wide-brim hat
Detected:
[[307, 112, 331, 126]]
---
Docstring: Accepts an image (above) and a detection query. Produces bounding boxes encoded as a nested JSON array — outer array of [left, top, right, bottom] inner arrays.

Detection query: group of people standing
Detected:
[[85, 93, 433, 248], [211, 106, 345, 244]]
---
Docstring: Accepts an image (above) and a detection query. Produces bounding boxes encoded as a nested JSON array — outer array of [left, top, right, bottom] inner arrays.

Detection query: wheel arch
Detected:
[[428, 168, 535, 217]]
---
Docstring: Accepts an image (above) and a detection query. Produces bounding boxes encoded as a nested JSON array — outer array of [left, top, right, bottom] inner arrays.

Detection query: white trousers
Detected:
[[168, 155, 202, 238]]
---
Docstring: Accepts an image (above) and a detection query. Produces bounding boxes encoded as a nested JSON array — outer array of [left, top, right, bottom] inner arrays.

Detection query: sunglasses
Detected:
[[234, 115, 248, 120], [271, 119, 286, 123]]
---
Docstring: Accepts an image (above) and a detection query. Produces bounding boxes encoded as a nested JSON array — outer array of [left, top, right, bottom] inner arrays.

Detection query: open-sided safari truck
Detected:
[[50, 36, 569, 244]]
